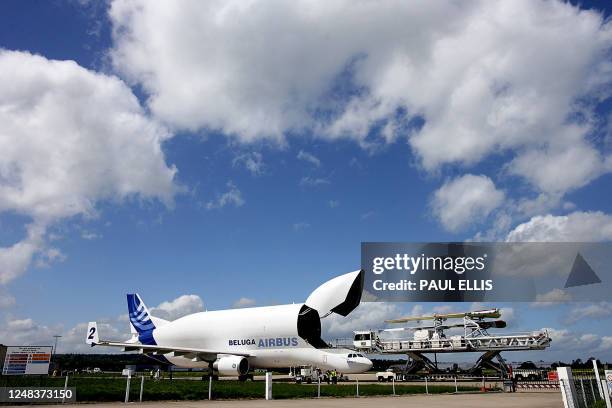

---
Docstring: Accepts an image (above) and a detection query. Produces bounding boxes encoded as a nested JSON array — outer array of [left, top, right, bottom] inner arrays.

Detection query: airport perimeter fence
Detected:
[[0, 373, 488, 403], [5, 368, 610, 405], [573, 378, 600, 408], [560, 377, 610, 408], [515, 380, 560, 390]]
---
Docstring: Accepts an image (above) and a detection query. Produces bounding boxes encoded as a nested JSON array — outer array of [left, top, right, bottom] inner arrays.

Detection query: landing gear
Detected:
[[238, 373, 254, 382]]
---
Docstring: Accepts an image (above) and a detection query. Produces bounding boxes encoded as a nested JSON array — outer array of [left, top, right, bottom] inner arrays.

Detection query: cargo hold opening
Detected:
[[297, 305, 328, 349]]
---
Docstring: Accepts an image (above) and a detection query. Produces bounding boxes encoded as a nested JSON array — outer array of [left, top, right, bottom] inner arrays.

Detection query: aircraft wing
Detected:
[[380, 320, 506, 331], [385, 309, 501, 324], [385, 315, 437, 323], [86, 322, 252, 362]]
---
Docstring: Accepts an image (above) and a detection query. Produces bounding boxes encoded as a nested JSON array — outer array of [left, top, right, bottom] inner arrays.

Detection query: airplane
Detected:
[[85, 270, 372, 379]]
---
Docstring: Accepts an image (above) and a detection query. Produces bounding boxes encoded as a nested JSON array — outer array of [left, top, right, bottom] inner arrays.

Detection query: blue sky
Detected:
[[1, 1, 612, 361]]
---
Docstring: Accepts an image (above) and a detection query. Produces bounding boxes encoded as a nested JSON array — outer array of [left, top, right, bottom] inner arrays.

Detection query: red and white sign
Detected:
[[2, 346, 52, 375]]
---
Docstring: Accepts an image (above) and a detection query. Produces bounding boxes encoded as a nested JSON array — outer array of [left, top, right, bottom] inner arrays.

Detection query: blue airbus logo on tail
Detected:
[[127, 293, 157, 345]]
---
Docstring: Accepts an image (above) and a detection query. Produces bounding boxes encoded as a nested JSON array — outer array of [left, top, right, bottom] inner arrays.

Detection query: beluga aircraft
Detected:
[[86, 270, 372, 379]]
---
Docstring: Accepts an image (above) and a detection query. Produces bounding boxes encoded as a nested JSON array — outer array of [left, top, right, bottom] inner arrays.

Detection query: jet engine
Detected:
[[213, 355, 249, 376]]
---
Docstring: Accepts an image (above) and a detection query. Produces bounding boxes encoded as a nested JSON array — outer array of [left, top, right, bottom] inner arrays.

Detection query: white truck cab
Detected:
[[353, 331, 375, 349], [376, 369, 395, 382]]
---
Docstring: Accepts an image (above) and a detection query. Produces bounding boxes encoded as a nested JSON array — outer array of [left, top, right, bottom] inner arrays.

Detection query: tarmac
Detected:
[[58, 393, 563, 408]]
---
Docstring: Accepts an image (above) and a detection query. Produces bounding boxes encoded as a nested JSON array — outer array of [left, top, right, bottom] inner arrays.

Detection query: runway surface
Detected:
[[57, 392, 562, 408]]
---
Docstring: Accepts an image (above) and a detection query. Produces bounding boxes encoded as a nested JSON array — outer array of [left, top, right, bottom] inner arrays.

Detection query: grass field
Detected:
[[1, 376, 481, 402]]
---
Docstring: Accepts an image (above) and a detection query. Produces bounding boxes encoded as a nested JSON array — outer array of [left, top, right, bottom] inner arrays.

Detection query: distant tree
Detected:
[[519, 361, 537, 369], [570, 359, 584, 369], [551, 361, 568, 369]]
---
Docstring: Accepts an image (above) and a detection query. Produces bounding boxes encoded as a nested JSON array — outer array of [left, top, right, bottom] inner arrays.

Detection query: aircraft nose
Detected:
[[345, 355, 373, 373]]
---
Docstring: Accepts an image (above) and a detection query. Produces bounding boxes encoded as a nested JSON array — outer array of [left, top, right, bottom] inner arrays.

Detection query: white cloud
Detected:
[[432, 174, 505, 232], [297, 150, 321, 167], [328, 200, 339, 208], [6, 317, 135, 354], [600, 336, 612, 351], [150, 294, 204, 320], [431, 305, 456, 315], [0, 288, 15, 308], [0, 316, 64, 350], [515, 193, 564, 218], [205, 181, 244, 210], [0, 293, 203, 352], [0, 223, 44, 284], [35, 247, 67, 269], [322, 302, 400, 337], [0, 50, 178, 284], [109, 1, 612, 195], [566, 302, 612, 324], [233, 152, 264, 176], [7, 318, 36, 331], [406, 304, 424, 318], [508, 132, 610, 194], [81, 231, 101, 240], [533, 289, 573, 307], [61, 320, 126, 353], [499, 307, 516, 328], [506, 211, 612, 242], [542, 328, 612, 361], [232, 297, 256, 308], [300, 176, 330, 187], [544, 327, 604, 352], [106, 0, 612, 236], [360, 211, 376, 220]]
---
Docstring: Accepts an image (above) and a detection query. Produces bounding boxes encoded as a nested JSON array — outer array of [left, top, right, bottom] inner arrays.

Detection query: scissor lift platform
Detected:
[[371, 331, 551, 353], [344, 309, 551, 377]]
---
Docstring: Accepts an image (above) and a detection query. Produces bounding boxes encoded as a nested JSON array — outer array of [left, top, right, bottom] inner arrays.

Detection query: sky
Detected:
[[0, 0, 611, 363]]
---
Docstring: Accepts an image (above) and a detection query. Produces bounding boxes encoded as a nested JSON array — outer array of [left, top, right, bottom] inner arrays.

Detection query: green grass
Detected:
[[1, 376, 481, 402]]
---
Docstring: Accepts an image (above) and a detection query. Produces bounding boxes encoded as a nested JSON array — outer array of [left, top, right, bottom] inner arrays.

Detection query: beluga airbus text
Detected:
[[86, 270, 372, 378]]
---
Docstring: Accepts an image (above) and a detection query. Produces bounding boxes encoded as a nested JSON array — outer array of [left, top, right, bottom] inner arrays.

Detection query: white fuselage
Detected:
[[152, 303, 372, 374]]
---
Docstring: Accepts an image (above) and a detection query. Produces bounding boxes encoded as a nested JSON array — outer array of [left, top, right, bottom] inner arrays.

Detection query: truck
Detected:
[[376, 369, 395, 382], [511, 368, 546, 381], [295, 366, 322, 384], [295, 366, 349, 384]]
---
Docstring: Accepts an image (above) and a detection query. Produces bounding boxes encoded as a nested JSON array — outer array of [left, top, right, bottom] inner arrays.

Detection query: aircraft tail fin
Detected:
[[127, 293, 168, 344], [85, 321, 99, 345]]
